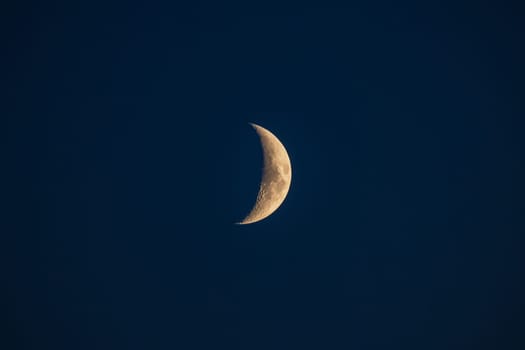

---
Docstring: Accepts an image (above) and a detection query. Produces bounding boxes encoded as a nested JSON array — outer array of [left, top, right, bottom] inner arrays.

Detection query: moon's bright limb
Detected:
[[238, 123, 292, 225]]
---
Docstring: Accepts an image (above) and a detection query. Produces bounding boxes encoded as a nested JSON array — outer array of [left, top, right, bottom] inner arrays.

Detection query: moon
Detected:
[[238, 123, 292, 225]]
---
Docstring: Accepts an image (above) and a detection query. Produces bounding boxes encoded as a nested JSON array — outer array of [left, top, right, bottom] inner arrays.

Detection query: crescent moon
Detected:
[[238, 123, 292, 225]]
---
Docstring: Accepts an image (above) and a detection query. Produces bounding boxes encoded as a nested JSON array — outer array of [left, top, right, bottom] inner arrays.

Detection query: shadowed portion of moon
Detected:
[[238, 123, 292, 225]]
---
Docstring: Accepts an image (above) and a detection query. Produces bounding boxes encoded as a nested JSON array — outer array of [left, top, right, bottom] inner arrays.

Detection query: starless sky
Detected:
[[3, 1, 525, 349]]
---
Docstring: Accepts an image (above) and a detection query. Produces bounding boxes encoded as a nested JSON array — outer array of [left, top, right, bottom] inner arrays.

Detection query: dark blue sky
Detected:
[[3, 1, 524, 349]]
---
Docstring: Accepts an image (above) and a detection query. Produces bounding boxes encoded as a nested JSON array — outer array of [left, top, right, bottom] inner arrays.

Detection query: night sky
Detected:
[[3, 1, 525, 349]]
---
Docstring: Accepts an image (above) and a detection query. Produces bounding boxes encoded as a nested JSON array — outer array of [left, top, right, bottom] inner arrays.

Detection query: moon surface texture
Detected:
[[239, 123, 292, 225]]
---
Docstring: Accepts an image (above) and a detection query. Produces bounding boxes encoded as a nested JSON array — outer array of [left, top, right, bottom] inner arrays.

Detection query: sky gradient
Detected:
[[3, 1, 525, 349]]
